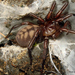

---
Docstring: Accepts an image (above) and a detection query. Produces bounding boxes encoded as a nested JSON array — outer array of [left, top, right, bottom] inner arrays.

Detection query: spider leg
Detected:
[[60, 28, 75, 34], [63, 21, 71, 35], [45, 1, 56, 20], [52, 21, 72, 38], [56, 13, 73, 22], [27, 29, 41, 65], [40, 37, 49, 75], [59, 12, 68, 18], [63, 21, 71, 29], [29, 13, 44, 23], [52, 31, 60, 39], [59, 21, 75, 34], [6, 22, 34, 38], [28, 49, 32, 65], [55, 2, 68, 18]]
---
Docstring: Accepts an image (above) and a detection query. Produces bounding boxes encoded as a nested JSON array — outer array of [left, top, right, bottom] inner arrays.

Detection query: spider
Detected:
[[6, 1, 75, 75]]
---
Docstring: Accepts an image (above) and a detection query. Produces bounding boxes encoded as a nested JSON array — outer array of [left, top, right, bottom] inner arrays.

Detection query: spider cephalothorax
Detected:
[[6, 1, 75, 75]]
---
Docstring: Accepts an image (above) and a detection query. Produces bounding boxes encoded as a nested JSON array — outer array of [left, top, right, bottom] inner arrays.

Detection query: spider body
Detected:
[[42, 21, 60, 37], [16, 25, 39, 47], [42, 22, 56, 36], [6, 1, 75, 75]]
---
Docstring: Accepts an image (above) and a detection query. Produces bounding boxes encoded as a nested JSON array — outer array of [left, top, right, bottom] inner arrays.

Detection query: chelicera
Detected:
[[6, 1, 75, 75]]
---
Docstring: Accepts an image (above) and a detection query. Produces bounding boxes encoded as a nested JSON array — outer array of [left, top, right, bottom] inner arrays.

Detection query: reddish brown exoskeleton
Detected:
[[6, 1, 75, 75]]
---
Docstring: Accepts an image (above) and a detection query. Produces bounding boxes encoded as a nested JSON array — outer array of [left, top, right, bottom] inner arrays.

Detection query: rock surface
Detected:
[[0, 0, 75, 75]]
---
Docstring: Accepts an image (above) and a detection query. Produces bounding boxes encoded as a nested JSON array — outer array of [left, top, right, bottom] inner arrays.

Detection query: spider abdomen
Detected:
[[16, 25, 39, 47]]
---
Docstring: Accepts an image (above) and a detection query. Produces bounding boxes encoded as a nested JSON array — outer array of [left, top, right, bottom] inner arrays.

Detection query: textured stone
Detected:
[[0, 0, 75, 75], [71, 0, 75, 2]]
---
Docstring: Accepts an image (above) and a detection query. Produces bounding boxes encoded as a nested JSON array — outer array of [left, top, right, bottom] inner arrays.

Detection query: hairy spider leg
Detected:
[[29, 13, 44, 23], [40, 37, 49, 75], [52, 30, 61, 38], [56, 13, 73, 22], [62, 20, 71, 29], [55, 2, 68, 18], [28, 49, 32, 65], [45, 1, 56, 20], [63, 20, 72, 30], [60, 21, 75, 34], [60, 28, 75, 34], [6, 22, 34, 38], [61, 21, 71, 35], [52, 21, 72, 38], [27, 29, 41, 65]]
